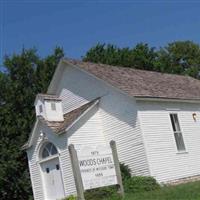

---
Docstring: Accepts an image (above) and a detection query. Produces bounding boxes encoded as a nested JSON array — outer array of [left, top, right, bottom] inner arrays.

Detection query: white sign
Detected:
[[76, 145, 117, 190]]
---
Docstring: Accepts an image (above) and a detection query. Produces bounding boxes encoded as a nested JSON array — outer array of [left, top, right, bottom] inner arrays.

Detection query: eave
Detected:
[[22, 98, 100, 150], [135, 96, 200, 104]]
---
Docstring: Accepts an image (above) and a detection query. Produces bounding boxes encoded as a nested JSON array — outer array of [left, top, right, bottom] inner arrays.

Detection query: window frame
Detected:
[[169, 113, 186, 152], [51, 102, 56, 111], [39, 105, 43, 113], [40, 142, 58, 160]]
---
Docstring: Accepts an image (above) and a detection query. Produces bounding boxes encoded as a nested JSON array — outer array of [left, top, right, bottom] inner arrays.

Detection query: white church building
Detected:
[[23, 58, 200, 200]]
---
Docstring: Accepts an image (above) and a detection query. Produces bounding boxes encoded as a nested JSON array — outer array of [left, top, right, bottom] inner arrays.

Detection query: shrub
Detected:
[[84, 163, 131, 199], [120, 163, 131, 182], [84, 185, 117, 200], [124, 176, 160, 193], [62, 195, 77, 200], [64, 165, 160, 200]]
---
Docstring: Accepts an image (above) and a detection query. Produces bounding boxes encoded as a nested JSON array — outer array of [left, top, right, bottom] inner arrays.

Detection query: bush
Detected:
[[84, 185, 117, 200], [85, 163, 131, 200], [120, 163, 131, 182], [84, 163, 131, 199], [62, 195, 77, 200], [64, 165, 160, 200], [124, 176, 160, 193]]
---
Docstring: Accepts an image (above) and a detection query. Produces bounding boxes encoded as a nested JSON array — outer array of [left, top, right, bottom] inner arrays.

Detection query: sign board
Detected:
[[76, 145, 117, 190]]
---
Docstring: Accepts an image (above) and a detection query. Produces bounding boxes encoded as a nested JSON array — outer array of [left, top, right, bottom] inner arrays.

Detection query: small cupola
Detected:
[[34, 94, 64, 121]]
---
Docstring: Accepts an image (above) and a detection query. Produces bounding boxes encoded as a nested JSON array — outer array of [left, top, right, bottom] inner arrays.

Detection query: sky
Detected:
[[1, 0, 200, 65]]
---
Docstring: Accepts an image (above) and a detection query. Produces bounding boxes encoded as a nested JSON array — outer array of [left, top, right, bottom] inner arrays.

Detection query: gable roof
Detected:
[[63, 59, 200, 101], [22, 98, 100, 150], [39, 98, 100, 134]]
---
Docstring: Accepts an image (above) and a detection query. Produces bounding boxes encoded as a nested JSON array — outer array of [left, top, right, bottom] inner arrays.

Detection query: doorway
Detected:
[[40, 142, 65, 200]]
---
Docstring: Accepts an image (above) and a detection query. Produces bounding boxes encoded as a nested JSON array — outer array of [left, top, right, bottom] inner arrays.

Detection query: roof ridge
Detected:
[[63, 57, 198, 81], [62, 58, 200, 101]]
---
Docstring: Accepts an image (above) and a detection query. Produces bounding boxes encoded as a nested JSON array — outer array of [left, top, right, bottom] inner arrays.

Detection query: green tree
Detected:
[[84, 41, 200, 79], [83, 43, 157, 70], [155, 41, 200, 78], [130, 43, 157, 70], [0, 47, 64, 200]]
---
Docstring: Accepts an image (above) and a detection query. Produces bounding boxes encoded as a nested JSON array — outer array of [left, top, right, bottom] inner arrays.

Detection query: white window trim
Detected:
[[38, 153, 59, 164], [169, 113, 187, 153], [39, 105, 43, 113], [51, 102, 56, 111]]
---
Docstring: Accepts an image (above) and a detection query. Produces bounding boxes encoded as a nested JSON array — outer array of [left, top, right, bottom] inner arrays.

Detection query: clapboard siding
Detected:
[[59, 149, 76, 196], [68, 105, 106, 149], [138, 101, 200, 183], [39, 125, 74, 197], [59, 88, 88, 114], [55, 65, 150, 177], [27, 161, 43, 199], [99, 93, 150, 176], [27, 64, 152, 199], [27, 122, 76, 199], [27, 124, 44, 200], [56, 65, 108, 114], [27, 104, 107, 199]]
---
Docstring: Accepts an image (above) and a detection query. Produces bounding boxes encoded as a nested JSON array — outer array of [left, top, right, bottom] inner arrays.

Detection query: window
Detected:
[[51, 102, 56, 111], [46, 168, 50, 173], [170, 114, 186, 151], [56, 164, 60, 170], [39, 105, 43, 113], [41, 142, 58, 159]]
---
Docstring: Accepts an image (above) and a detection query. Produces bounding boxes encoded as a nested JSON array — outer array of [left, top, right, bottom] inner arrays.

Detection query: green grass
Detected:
[[106, 181, 200, 200]]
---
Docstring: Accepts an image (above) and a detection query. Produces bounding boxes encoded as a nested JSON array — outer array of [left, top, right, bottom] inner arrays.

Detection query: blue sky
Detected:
[[1, 0, 200, 65]]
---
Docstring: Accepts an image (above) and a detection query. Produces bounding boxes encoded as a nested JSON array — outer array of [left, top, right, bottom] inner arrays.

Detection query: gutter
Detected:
[[134, 96, 200, 104]]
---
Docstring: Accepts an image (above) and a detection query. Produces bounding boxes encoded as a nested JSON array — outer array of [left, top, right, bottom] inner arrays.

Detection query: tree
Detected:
[[130, 43, 157, 70], [84, 41, 200, 79], [83, 43, 157, 71], [155, 41, 200, 78], [0, 47, 64, 199]]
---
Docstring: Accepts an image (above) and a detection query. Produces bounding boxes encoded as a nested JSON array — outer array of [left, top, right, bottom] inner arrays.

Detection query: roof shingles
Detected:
[[39, 98, 99, 134], [65, 59, 200, 100]]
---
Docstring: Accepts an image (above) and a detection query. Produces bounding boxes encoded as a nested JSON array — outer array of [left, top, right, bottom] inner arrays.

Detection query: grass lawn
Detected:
[[107, 181, 200, 200]]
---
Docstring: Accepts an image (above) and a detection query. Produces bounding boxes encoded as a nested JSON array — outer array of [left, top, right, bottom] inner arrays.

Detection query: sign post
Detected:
[[68, 144, 85, 200], [110, 140, 124, 198]]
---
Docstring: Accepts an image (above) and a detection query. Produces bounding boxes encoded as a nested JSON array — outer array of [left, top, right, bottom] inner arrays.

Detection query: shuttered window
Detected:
[[170, 114, 186, 151]]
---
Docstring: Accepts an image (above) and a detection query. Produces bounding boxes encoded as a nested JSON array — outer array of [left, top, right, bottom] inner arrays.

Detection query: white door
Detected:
[[41, 157, 65, 200]]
